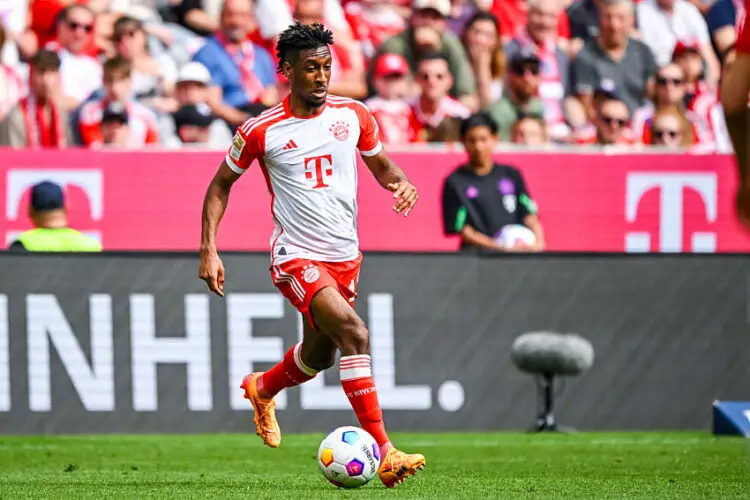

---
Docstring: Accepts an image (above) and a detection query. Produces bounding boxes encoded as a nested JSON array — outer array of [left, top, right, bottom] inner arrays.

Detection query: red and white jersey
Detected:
[[364, 96, 421, 145], [78, 97, 160, 147], [226, 95, 383, 265]]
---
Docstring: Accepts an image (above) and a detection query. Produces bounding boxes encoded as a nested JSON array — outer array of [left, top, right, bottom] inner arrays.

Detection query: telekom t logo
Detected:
[[5, 169, 104, 245], [304, 154, 333, 189], [625, 173, 717, 252]]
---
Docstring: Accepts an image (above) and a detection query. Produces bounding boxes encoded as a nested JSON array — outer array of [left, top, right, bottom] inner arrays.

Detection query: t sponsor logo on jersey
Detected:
[[302, 264, 320, 283], [230, 133, 246, 162], [329, 120, 350, 141]]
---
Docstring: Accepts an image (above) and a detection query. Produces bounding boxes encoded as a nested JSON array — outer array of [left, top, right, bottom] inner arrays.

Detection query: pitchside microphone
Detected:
[[511, 331, 595, 432]]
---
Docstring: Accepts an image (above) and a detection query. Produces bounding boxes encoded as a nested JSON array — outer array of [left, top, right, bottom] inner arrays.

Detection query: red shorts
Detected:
[[270, 254, 362, 328]]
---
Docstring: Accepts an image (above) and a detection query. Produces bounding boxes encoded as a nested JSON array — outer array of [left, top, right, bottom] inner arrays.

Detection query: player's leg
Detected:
[[308, 287, 425, 488]]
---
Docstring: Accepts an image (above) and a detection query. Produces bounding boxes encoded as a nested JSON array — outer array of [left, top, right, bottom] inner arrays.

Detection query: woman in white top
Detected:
[[461, 11, 506, 108]]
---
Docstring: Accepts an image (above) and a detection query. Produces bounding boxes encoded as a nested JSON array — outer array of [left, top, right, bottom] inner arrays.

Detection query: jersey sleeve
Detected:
[[225, 125, 263, 174], [355, 102, 384, 157]]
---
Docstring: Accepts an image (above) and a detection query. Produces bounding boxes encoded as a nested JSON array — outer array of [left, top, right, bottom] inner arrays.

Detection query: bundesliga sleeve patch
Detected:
[[230, 132, 246, 162]]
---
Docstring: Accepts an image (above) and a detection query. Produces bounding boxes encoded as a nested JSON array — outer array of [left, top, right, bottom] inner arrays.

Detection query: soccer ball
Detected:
[[496, 224, 536, 248], [317, 426, 380, 488]]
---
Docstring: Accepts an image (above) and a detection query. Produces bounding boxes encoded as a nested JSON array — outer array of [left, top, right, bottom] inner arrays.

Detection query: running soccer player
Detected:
[[720, 3, 750, 229], [198, 22, 425, 488]]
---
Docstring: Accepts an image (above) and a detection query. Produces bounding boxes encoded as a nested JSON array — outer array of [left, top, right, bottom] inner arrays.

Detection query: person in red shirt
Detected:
[[365, 52, 422, 145]]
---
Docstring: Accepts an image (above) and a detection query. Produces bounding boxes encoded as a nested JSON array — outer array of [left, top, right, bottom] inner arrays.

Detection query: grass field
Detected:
[[0, 433, 748, 499]]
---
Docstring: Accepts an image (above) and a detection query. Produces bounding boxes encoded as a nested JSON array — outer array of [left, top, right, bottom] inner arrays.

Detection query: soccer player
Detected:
[[198, 22, 425, 488], [720, 5, 750, 229]]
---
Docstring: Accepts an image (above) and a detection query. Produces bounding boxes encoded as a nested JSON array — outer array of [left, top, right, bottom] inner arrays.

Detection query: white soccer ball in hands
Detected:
[[318, 426, 380, 488], [496, 224, 536, 248]]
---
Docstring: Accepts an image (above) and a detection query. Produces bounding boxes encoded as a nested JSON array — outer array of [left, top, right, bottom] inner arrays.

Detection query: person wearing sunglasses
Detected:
[[485, 47, 545, 142], [648, 104, 695, 149], [576, 96, 634, 145]]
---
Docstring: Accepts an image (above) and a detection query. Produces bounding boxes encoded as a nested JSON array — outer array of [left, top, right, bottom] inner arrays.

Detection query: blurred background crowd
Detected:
[[0, 0, 741, 151]]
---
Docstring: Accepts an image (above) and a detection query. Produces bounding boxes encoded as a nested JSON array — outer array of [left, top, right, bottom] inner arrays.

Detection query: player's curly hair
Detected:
[[276, 21, 334, 74]]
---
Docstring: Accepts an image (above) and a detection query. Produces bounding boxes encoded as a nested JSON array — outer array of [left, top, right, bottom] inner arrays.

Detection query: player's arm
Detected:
[[362, 150, 418, 216]]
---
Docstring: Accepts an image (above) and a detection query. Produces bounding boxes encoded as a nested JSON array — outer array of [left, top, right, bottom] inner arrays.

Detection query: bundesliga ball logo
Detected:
[[330, 121, 350, 141]]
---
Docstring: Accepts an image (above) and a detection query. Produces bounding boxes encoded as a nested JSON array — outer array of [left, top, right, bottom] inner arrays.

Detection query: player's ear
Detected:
[[282, 60, 294, 80]]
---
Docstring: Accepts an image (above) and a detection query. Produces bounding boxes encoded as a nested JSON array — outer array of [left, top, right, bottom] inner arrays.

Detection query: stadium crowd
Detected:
[[0, 0, 740, 151]]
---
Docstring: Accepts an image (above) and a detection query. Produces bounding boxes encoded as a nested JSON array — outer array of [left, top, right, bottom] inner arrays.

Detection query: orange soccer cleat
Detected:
[[377, 447, 426, 488], [240, 372, 281, 448]]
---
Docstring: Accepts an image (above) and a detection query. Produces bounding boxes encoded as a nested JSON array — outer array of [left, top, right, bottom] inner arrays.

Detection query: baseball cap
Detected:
[[177, 62, 211, 85], [30, 181, 65, 212], [672, 38, 700, 59], [594, 79, 620, 100], [173, 103, 215, 129], [374, 53, 409, 78], [509, 46, 541, 65], [101, 101, 129, 124], [412, 0, 451, 16]]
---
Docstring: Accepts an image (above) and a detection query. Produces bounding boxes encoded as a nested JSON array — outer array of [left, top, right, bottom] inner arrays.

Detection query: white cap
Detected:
[[412, 0, 451, 16], [177, 62, 211, 85]]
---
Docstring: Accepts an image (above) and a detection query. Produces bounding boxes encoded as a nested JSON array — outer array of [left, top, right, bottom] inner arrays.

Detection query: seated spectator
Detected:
[[491, 0, 571, 51], [575, 96, 635, 144], [45, 4, 103, 111], [636, 0, 719, 88], [705, 0, 745, 57], [485, 47, 545, 142], [99, 101, 131, 146], [567, 0, 602, 54], [0, 21, 26, 121], [0, 50, 73, 148], [294, 0, 367, 99], [371, 0, 478, 109], [441, 112, 545, 252], [649, 104, 696, 149], [193, 0, 279, 130], [411, 52, 472, 141], [506, 0, 574, 141], [461, 11, 506, 107], [77, 55, 160, 147], [161, 61, 233, 148], [511, 114, 549, 145], [571, 0, 656, 119], [112, 16, 178, 114], [365, 53, 422, 145], [344, 0, 409, 59], [8, 181, 101, 252], [172, 103, 216, 146]]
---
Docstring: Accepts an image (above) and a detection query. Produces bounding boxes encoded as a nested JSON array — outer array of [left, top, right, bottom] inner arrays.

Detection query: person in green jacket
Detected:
[[8, 181, 102, 252]]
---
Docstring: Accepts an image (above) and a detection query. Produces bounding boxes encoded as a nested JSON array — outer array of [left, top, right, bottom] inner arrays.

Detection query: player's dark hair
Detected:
[[417, 51, 449, 66], [460, 112, 499, 138], [276, 21, 334, 73]]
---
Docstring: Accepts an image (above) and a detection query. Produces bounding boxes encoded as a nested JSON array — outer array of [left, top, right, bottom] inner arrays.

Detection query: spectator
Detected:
[[166, 0, 221, 37], [365, 53, 422, 145], [112, 16, 178, 113], [441, 112, 545, 252], [571, 0, 657, 119], [0, 21, 25, 121], [8, 181, 102, 252], [0, 0, 36, 68], [567, 0, 602, 54], [172, 103, 216, 146], [485, 47, 545, 141], [161, 61, 233, 148], [99, 101, 131, 146], [511, 114, 549, 144], [77, 55, 160, 147], [491, 0, 571, 50], [193, 0, 279, 130], [412, 52, 472, 141], [372, 0, 478, 109], [344, 0, 408, 59], [0, 50, 73, 148], [636, 0, 720, 88], [575, 96, 635, 144], [649, 104, 695, 148], [705, 0, 745, 57], [461, 11, 506, 107], [45, 4, 103, 111], [294, 0, 368, 98], [506, 0, 576, 140]]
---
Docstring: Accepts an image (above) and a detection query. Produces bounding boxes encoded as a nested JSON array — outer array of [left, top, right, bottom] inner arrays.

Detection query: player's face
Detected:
[[462, 125, 496, 165], [289, 46, 332, 108]]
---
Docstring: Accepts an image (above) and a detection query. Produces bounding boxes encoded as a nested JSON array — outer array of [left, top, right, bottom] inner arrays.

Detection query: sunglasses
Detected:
[[653, 129, 679, 139], [66, 20, 94, 33], [656, 76, 684, 86], [602, 116, 628, 127], [511, 63, 540, 76]]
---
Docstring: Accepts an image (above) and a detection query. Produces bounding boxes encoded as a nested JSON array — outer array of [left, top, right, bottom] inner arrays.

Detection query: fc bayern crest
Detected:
[[303, 265, 320, 283], [330, 120, 350, 141]]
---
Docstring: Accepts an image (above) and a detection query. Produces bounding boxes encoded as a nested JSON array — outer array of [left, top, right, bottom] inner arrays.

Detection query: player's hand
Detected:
[[199, 249, 225, 297], [387, 181, 418, 217]]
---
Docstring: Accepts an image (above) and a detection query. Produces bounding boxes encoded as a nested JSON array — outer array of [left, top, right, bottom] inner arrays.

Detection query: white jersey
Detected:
[[226, 95, 383, 265]]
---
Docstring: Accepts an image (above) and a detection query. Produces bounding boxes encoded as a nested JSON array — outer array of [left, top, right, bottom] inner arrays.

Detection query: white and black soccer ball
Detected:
[[317, 426, 380, 488]]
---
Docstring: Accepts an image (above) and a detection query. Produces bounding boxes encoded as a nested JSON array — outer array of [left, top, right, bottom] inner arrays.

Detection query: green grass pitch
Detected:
[[0, 433, 748, 498]]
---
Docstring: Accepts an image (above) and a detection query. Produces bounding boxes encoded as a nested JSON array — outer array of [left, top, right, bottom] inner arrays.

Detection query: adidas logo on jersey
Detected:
[[282, 140, 298, 151], [278, 247, 287, 256]]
